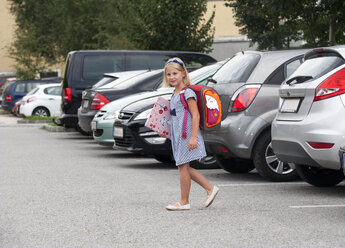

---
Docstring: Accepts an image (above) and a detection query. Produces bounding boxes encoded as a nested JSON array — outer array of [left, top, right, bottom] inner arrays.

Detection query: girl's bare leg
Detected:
[[188, 166, 214, 196], [178, 163, 191, 205]]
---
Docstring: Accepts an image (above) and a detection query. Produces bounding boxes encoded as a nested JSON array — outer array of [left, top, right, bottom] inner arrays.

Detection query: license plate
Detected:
[[91, 121, 97, 131], [280, 98, 300, 113], [82, 100, 89, 109], [113, 126, 123, 138]]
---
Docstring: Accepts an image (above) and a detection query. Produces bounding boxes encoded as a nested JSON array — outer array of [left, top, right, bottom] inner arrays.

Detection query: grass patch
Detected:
[[23, 116, 55, 121], [0, 110, 10, 115], [48, 122, 58, 127]]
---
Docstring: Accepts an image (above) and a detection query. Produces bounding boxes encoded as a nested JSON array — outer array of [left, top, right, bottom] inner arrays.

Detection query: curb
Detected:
[[17, 120, 52, 124], [41, 124, 76, 132]]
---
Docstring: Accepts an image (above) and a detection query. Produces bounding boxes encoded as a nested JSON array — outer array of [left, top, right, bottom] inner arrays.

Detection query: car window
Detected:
[[288, 55, 345, 80], [44, 86, 61, 95], [15, 83, 26, 93], [82, 55, 124, 80], [179, 54, 216, 67], [212, 53, 260, 84], [126, 54, 169, 70], [27, 82, 41, 92], [27, 88, 39, 96], [286, 59, 302, 78]]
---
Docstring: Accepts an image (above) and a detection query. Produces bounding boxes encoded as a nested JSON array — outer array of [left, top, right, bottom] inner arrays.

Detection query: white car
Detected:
[[20, 83, 61, 117]]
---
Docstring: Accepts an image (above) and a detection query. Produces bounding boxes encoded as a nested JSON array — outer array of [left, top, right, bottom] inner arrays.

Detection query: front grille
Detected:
[[118, 111, 134, 120], [114, 127, 135, 148]]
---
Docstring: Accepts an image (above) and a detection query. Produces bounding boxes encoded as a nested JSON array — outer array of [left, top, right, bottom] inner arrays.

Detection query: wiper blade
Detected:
[[286, 76, 313, 85]]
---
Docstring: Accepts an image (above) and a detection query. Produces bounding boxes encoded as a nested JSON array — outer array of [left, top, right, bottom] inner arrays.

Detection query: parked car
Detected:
[[78, 70, 164, 134], [203, 49, 309, 181], [0, 77, 16, 105], [20, 83, 61, 117], [271, 46, 345, 187], [93, 61, 224, 146], [57, 50, 217, 129], [1, 77, 62, 112], [112, 61, 225, 167], [91, 70, 147, 89]]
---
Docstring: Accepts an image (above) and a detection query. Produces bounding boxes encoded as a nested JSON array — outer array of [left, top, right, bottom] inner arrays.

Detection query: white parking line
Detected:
[[289, 204, 345, 209], [218, 182, 307, 187]]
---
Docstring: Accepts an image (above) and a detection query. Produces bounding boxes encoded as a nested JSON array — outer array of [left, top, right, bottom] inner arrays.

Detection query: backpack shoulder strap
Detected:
[[179, 87, 188, 139]]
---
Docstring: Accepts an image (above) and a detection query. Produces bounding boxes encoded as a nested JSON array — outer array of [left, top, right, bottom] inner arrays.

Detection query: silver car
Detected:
[[204, 49, 308, 181], [272, 46, 345, 187]]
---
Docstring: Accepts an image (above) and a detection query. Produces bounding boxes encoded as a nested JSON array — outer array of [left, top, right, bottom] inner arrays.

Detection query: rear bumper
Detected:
[[78, 110, 97, 133], [55, 113, 78, 127]]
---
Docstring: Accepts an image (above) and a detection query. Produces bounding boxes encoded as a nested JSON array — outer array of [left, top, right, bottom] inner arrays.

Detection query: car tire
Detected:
[[75, 125, 92, 136], [253, 130, 299, 182], [154, 155, 174, 164], [295, 164, 344, 187], [216, 156, 255, 173], [190, 154, 220, 169], [32, 107, 50, 117]]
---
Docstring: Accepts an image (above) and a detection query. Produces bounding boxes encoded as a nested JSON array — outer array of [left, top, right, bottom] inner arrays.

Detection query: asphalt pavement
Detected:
[[1, 113, 345, 248]]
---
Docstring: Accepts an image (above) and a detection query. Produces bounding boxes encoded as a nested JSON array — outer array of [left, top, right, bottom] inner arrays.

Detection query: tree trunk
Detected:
[[329, 15, 336, 46]]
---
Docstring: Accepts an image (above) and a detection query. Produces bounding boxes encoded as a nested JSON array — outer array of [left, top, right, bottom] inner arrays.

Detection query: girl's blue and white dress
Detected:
[[169, 88, 206, 166]]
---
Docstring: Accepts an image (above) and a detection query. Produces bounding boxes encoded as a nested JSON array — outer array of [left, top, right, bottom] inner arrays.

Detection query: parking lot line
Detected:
[[218, 182, 306, 187], [289, 204, 345, 209]]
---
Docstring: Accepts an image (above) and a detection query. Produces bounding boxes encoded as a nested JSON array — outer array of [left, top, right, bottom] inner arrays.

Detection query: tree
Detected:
[[8, 0, 131, 79], [121, 0, 215, 53], [225, 0, 345, 50]]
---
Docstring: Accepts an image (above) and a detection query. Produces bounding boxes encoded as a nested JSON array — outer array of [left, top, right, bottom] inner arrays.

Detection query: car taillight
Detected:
[[314, 67, 345, 101], [308, 142, 334, 149], [231, 87, 259, 112], [27, 97, 36, 103], [91, 93, 110, 110], [64, 88, 71, 101], [5, 94, 11, 102]]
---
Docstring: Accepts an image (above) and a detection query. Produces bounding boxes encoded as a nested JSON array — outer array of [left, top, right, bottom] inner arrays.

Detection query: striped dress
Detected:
[[169, 88, 206, 166]]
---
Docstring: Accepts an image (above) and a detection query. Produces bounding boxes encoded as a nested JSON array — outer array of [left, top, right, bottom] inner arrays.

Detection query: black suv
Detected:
[[56, 50, 216, 130]]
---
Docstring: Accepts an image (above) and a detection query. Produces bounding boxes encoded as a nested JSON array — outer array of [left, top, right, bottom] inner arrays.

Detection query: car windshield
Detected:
[[287, 55, 345, 81], [212, 53, 260, 84], [112, 70, 162, 89]]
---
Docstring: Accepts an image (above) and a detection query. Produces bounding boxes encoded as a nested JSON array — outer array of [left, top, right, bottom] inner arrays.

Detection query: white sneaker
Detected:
[[166, 202, 191, 211], [205, 186, 219, 208]]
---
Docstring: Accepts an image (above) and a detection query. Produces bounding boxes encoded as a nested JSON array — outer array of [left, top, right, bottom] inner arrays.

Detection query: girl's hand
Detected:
[[158, 132, 167, 138], [188, 137, 198, 150]]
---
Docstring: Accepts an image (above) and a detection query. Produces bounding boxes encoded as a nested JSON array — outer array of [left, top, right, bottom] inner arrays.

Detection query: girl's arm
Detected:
[[187, 98, 199, 150]]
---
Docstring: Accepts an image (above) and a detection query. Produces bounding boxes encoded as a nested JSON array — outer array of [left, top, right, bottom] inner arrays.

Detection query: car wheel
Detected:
[[216, 156, 254, 173], [32, 107, 50, 117], [190, 154, 220, 169], [253, 130, 299, 182], [75, 125, 92, 136], [154, 155, 174, 164], [295, 164, 344, 187]]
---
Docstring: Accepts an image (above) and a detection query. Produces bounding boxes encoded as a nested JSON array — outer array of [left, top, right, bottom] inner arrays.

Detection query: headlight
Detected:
[[134, 108, 152, 120], [104, 110, 119, 120]]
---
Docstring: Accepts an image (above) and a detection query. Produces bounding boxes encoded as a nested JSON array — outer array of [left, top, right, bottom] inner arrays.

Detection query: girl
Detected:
[[162, 57, 219, 211]]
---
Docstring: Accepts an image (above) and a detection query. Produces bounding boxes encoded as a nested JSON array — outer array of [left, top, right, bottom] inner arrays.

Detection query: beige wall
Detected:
[[0, 0, 16, 72], [0, 0, 243, 71], [206, 0, 244, 39]]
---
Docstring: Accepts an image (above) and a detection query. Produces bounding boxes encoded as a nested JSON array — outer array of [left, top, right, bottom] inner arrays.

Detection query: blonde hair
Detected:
[[162, 57, 191, 88]]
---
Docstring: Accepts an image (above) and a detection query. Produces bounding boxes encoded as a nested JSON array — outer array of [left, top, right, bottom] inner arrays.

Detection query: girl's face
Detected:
[[165, 66, 185, 88]]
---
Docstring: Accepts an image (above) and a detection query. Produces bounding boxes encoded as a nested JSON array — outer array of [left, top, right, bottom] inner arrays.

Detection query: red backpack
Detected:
[[179, 85, 222, 139]]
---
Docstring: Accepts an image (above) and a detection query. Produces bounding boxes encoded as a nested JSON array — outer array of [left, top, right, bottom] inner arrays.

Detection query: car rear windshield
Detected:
[[92, 76, 118, 88], [288, 53, 345, 80], [212, 53, 260, 84], [83, 55, 124, 80], [112, 70, 162, 89]]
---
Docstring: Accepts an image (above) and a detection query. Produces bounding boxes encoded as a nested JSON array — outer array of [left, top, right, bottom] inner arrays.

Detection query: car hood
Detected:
[[99, 87, 173, 112]]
